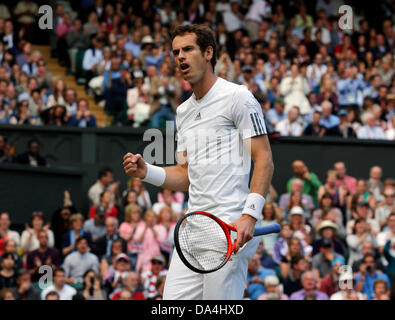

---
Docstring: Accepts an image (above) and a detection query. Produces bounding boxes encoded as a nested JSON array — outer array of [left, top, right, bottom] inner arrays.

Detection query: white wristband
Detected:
[[142, 163, 166, 186], [243, 193, 266, 221]]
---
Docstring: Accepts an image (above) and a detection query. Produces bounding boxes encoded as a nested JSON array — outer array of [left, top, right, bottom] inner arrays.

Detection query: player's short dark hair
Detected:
[[171, 24, 217, 70], [98, 167, 112, 179]]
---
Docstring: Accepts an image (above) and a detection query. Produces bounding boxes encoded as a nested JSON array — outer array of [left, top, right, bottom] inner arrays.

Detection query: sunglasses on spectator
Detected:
[[384, 194, 394, 198], [151, 260, 163, 265]]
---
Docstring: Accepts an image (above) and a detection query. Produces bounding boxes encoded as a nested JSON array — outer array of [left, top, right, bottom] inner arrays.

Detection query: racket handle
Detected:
[[254, 223, 281, 236]]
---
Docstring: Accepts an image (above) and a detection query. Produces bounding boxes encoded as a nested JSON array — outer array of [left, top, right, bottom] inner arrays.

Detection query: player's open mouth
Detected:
[[180, 63, 191, 73]]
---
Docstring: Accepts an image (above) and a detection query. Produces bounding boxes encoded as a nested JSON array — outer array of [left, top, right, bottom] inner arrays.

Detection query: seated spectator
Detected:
[[135, 210, 166, 273], [275, 106, 303, 137], [266, 98, 286, 128], [311, 193, 343, 230], [289, 271, 329, 300], [338, 109, 356, 138], [283, 191, 311, 220], [259, 202, 281, 255], [288, 206, 313, 258], [67, 98, 97, 127], [124, 177, 152, 210], [99, 239, 127, 280], [334, 161, 357, 196], [351, 240, 383, 274], [355, 253, 391, 300], [152, 189, 182, 218], [21, 211, 55, 255], [61, 213, 93, 257], [372, 278, 391, 300], [312, 220, 345, 257], [336, 65, 366, 109], [111, 271, 145, 300], [45, 78, 66, 110], [280, 236, 305, 279], [318, 170, 347, 209], [367, 166, 384, 203], [246, 253, 276, 300], [319, 101, 341, 136], [312, 238, 345, 279], [375, 187, 395, 230], [141, 255, 167, 300], [44, 291, 60, 300], [40, 268, 76, 300], [94, 217, 126, 260], [283, 255, 310, 297], [1, 239, 23, 272], [356, 112, 387, 139], [89, 190, 118, 220], [88, 167, 118, 207], [12, 269, 41, 300], [0, 136, 15, 163], [0, 288, 16, 300], [72, 269, 104, 300], [0, 212, 20, 253], [0, 253, 17, 290], [119, 204, 145, 269], [319, 257, 345, 297], [82, 35, 105, 85], [83, 208, 107, 243], [26, 230, 61, 283], [347, 218, 376, 267], [278, 179, 314, 215], [42, 104, 68, 126], [9, 101, 35, 125], [15, 139, 47, 167], [346, 202, 380, 236], [64, 237, 100, 285], [257, 275, 288, 300], [102, 253, 131, 297], [303, 111, 325, 136], [287, 160, 322, 206], [330, 272, 365, 300]]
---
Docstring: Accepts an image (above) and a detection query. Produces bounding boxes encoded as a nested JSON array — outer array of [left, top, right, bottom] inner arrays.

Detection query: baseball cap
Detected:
[[275, 98, 284, 106], [289, 206, 304, 216], [331, 256, 345, 266], [115, 253, 130, 263], [320, 238, 333, 248], [151, 254, 165, 265]]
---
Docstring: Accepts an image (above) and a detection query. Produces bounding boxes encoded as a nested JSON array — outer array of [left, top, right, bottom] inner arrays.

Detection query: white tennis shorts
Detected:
[[163, 236, 260, 300]]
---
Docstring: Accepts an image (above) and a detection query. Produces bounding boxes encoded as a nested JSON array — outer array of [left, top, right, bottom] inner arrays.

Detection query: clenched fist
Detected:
[[123, 153, 147, 179]]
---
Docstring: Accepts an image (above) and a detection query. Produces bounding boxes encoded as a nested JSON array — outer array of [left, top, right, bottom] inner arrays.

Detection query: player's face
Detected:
[[172, 33, 211, 84]]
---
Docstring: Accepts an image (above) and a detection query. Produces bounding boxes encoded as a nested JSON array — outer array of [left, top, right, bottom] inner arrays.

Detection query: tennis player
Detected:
[[123, 24, 274, 299]]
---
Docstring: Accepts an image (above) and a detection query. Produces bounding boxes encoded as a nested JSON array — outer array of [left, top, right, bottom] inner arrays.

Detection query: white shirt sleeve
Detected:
[[231, 87, 267, 139]]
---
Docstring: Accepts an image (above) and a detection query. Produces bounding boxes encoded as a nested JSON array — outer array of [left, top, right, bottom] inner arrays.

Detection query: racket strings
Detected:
[[178, 214, 229, 271]]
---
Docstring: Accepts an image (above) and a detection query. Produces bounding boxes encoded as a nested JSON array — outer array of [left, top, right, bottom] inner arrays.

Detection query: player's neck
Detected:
[[191, 71, 218, 101]]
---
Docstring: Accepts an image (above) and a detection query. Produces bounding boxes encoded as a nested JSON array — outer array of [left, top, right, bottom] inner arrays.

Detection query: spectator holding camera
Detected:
[[290, 271, 328, 300], [72, 269, 104, 300], [355, 253, 391, 299]]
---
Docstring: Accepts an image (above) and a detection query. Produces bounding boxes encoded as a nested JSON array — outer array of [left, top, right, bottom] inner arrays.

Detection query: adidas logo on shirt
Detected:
[[247, 204, 256, 210], [195, 112, 201, 120]]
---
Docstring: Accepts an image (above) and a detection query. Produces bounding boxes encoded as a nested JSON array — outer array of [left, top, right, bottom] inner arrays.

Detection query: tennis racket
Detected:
[[174, 211, 281, 274]]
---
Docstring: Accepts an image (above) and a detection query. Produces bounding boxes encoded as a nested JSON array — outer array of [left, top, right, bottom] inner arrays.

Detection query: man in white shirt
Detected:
[[245, 0, 271, 41], [306, 53, 328, 87], [275, 106, 303, 136], [123, 24, 274, 300], [82, 35, 104, 80], [41, 268, 76, 300], [356, 112, 387, 140], [223, 1, 243, 33], [88, 167, 118, 206]]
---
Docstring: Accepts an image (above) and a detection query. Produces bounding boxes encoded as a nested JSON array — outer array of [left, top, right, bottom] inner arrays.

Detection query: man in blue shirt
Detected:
[[246, 253, 276, 299], [124, 30, 142, 58], [266, 98, 287, 127], [336, 65, 367, 108], [319, 100, 341, 136], [355, 253, 391, 299]]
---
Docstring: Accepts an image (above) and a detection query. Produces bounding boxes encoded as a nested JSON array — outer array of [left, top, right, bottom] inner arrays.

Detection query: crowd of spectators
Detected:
[[0, 0, 394, 137], [0, 161, 394, 300]]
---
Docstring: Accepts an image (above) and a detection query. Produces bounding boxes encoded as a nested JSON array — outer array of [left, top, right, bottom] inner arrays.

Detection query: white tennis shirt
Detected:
[[176, 77, 267, 223]]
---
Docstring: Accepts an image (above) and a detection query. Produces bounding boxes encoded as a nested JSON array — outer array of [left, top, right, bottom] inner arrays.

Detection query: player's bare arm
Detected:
[[122, 151, 190, 192], [230, 134, 274, 253]]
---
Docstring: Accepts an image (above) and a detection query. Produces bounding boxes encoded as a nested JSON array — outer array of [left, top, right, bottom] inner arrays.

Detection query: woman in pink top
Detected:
[[119, 204, 145, 270], [156, 206, 176, 265], [134, 210, 166, 273]]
